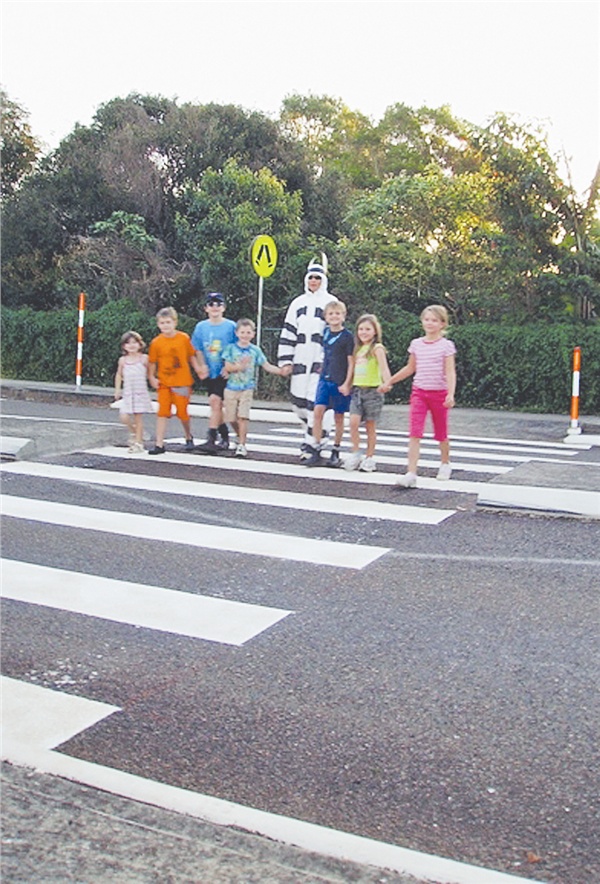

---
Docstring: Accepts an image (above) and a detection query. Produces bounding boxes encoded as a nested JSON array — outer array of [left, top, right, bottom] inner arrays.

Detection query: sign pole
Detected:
[[257, 276, 264, 349]]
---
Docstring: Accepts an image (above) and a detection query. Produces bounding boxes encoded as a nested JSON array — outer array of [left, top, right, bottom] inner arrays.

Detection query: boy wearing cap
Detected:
[[191, 293, 237, 453]]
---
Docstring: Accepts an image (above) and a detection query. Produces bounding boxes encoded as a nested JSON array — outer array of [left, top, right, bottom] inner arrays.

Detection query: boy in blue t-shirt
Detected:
[[222, 318, 285, 458], [191, 292, 237, 452]]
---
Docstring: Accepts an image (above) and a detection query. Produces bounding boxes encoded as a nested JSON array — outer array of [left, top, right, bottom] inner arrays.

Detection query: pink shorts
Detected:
[[409, 387, 449, 441]]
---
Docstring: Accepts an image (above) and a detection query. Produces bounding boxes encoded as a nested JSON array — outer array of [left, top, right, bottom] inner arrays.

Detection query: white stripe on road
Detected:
[[1, 676, 533, 884], [262, 430, 583, 465], [244, 439, 512, 472], [272, 425, 589, 453], [85, 446, 488, 494], [1, 496, 388, 570], [0, 461, 453, 525], [477, 483, 600, 519], [1, 559, 292, 645], [1, 675, 119, 761]]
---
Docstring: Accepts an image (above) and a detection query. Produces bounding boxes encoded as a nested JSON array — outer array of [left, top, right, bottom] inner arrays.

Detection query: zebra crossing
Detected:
[[1, 420, 595, 884], [1, 422, 589, 655]]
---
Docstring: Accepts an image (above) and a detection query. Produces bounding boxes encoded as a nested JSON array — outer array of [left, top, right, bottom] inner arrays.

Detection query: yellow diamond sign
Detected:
[[251, 235, 278, 278]]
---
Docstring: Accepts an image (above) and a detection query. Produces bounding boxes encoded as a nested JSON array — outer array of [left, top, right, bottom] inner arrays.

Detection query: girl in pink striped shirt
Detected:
[[380, 305, 456, 487]]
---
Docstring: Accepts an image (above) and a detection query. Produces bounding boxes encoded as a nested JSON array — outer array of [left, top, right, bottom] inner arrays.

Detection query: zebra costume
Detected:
[[277, 262, 337, 451]]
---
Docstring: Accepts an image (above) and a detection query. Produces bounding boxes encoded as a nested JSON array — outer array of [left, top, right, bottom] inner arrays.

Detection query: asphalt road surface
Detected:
[[1, 396, 599, 883]]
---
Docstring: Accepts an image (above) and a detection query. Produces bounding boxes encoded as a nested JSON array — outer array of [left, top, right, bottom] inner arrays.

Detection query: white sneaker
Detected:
[[395, 472, 417, 488], [128, 441, 145, 454], [358, 456, 376, 472], [235, 443, 248, 458], [343, 451, 363, 471], [437, 463, 452, 481]]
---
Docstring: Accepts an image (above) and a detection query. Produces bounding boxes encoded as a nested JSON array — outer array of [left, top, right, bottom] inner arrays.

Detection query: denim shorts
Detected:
[[314, 377, 351, 413], [349, 386, 384, 422]]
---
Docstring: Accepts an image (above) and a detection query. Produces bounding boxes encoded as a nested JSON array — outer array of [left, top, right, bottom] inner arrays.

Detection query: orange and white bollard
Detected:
[[567, 346, 582, 435], [75, 292, 86, 388]]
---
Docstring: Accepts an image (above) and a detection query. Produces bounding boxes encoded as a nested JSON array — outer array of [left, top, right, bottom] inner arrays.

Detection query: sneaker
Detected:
[[148, 445, 165, 456], [327, 448, 342, 468], [128, 442, 145, 454], [194, 438, 218, 454], [216, 437, 230, 451], [299, 442, 312, 461], [343, 451, 363, 471], [305, 446, 325, 467], [358, 456, 376, 472], [235, 443, 248, 458], [437, 463, 452, 481], [395, 471, 417, 488], [184, 437, 195, 451]]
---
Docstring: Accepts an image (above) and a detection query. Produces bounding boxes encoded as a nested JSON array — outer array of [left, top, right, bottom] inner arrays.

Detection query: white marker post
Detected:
[[567, 346, 582, 436], [75, 292, 86, 388]]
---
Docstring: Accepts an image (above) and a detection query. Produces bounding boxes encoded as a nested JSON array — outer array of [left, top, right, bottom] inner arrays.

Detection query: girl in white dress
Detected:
[[114, 331, 154, 453]]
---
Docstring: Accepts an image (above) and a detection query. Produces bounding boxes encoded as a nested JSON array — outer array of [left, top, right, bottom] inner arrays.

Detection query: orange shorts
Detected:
[[157, 385, 191, 420]]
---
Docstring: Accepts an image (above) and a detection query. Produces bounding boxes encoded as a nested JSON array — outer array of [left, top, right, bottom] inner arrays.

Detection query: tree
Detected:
[[173, 159, 302, 317], [336, 165, 497, 319], [0, 89, 41, 199], [55, 212, 196, 311], [377, 104, 478, 178]]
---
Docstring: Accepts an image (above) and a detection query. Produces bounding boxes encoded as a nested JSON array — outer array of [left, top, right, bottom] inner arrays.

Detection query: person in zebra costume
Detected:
[[277, 258, 337, 458]]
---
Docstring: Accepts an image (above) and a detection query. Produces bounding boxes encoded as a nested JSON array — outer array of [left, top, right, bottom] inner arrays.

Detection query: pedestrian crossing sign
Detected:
[[251, 235, 278, 278]]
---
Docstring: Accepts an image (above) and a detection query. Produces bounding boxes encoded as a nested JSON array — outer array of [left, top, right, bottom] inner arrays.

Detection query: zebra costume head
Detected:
[[304, 254, 329, 294]]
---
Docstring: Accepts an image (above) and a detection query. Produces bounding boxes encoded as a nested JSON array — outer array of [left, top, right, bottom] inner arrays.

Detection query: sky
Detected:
[[2, 0, 599, 197]]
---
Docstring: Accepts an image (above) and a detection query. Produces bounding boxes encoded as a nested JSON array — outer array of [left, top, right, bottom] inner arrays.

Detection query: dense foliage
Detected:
[[2, 90, 599, 322]]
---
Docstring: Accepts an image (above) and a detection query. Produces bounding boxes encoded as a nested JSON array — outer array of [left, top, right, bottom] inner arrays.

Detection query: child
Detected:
[[380, 304, 456, 487], [341, 313, 391, 472], [114, 331, 154, 453], [147, 307, 203, 455], [192, 292, 237, 453], [222, 318, 285, 457], [305, 300, 354, 468]]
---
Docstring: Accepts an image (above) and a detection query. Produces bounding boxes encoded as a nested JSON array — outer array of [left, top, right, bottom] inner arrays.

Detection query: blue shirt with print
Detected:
[[222, 342, 267, 391], [191, 319, 237, 379]]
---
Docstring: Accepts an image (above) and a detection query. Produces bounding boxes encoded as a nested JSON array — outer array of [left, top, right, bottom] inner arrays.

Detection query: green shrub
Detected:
[[0, 300, 196, 386]]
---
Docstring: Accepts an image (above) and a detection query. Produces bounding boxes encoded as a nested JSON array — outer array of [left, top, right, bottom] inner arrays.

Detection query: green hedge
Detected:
[[0, 301, 196, 387], [1, 302, 599, 413]]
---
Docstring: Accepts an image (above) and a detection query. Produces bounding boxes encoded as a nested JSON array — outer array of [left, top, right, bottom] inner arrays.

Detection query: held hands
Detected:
[[279, 364, 293, 377], [378, 382, 393, 393]]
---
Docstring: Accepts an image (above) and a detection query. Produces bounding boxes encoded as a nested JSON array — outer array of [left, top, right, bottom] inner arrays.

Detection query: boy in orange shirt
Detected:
[[147, 307, 204, 454]]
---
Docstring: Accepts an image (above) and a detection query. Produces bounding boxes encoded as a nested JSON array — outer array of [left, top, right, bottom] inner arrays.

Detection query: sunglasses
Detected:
[[308, 275, 321, 281]]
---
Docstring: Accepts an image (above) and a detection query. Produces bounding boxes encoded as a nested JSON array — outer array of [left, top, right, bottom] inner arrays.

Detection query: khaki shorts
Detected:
[[224, 387, 254, 422]]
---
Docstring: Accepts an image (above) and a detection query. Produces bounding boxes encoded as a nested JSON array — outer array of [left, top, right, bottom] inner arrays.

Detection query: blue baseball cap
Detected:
[[205, 292, 225, 304]]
